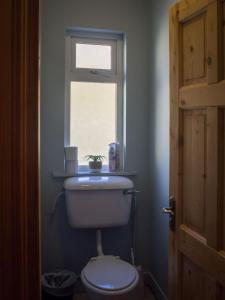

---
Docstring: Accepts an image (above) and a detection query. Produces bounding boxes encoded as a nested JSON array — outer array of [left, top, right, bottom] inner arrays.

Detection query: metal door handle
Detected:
[[163, 195, 176, 231], [163, 207, 174, 216]]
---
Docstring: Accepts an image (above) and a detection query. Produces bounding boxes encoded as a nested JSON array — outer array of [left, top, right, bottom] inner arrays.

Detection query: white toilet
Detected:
[[64, 176, 139, 299]]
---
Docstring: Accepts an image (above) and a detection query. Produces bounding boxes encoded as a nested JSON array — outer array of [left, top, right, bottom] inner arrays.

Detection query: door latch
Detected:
[[163, 196, 176, 231]]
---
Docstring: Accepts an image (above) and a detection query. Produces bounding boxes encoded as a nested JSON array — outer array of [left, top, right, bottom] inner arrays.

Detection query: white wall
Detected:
[[148, 0, 175, 297], [41, 0, 151, 274]]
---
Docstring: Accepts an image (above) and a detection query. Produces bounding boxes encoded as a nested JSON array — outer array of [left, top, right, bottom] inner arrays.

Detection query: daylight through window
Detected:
[[65, 31, 124, 168]]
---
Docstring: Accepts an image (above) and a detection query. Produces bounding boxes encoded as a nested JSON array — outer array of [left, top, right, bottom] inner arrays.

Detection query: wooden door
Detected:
[[0, 0, 40, 299], [169, 0, 225, 299]]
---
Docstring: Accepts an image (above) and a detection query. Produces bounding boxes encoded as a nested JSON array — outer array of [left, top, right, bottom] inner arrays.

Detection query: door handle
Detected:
[[163, 196, 175, 231], [163, 207, 174, 216]]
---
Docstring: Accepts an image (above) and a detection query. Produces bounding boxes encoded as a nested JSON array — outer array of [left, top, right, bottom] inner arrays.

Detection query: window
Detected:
[[75, 43, 111, 69], [65, 30, 124, 169]]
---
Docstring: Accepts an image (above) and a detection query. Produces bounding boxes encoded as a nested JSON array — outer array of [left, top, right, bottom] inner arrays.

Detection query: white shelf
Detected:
[[52, 171, 137, 179]]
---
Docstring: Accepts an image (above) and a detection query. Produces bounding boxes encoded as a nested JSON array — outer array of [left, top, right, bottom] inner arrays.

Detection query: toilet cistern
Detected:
[[64, 176, 134, 228]]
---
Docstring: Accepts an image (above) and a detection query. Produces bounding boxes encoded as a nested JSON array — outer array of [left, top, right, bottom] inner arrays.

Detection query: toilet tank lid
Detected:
[[64, 176, 133, 190]]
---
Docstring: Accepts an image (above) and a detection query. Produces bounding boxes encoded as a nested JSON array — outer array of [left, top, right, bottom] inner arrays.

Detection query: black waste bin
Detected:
[[42, 270, 77, 299]]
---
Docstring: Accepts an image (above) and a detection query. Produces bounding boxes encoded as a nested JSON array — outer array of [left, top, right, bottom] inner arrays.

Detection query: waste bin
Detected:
[[42, 270, 77, 299]]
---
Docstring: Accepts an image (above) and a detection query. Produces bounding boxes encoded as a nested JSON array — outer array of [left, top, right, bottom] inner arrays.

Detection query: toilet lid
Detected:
[[83, 256, 137, 291]]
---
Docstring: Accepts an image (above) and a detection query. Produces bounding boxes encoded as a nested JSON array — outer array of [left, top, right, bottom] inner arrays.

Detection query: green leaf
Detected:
[[85, 154, 106, 162]]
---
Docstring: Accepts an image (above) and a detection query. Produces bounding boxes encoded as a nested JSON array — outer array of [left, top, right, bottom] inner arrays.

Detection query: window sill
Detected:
[[52, 170, 137, 179]]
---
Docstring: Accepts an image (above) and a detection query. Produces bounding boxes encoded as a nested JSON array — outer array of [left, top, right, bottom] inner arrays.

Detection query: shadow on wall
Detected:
[[148, 0, 175, 297]]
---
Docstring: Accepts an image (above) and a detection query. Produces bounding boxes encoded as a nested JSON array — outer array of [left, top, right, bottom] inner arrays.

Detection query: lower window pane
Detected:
[[70, 82, 116, 166]]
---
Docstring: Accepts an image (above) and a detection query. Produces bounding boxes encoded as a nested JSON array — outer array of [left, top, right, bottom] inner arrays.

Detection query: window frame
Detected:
[[64, 30, 124, 171]]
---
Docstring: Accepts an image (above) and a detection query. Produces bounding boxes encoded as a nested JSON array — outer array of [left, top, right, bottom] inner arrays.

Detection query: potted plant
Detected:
[[85, 155, 105, 173]]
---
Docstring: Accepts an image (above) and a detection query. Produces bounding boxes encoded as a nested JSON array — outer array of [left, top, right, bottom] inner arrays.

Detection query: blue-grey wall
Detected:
[[41, 0, 151, 275], [41, 0, 175, 296], [148, 0, 175, 297]]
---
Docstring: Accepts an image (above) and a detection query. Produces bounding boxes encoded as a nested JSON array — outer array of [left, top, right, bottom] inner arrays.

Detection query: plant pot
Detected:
[[89, 161, 102, 173]]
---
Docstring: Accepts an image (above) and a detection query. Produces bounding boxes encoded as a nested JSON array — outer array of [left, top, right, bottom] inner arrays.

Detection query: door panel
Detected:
[[169, 0, 225, 299], [182, 256, 219, 300], [182, 14, 206, 85], [182, 110, 206, 236]]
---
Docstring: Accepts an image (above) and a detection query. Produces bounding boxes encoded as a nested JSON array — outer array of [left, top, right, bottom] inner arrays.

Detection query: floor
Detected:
[[42, 269, 156, 300], [42, 286, 155, 300], [74, 287, 156, 300]]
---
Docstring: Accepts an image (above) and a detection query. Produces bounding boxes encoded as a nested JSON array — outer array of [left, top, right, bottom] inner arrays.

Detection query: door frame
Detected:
[[0, 0, 40, 299]]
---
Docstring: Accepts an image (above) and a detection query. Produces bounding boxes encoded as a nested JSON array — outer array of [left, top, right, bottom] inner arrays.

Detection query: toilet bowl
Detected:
[[81, 255, 139, 300]]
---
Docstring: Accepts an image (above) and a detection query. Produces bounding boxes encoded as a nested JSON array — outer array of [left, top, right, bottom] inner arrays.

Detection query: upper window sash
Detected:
[[66, 35, 123, 83]]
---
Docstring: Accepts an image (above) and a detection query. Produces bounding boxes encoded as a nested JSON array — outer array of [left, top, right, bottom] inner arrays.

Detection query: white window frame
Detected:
[[64, 30, 124, 171]]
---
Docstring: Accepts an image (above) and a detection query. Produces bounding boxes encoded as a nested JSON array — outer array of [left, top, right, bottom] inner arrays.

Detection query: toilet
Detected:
[[64, 176, 139, 299]]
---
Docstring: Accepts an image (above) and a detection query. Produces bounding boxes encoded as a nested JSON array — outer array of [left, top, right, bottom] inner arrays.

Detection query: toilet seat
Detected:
[[81, 255, 139, 295]]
